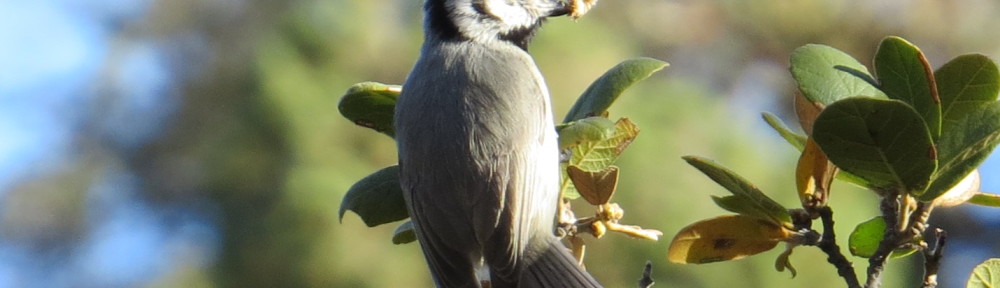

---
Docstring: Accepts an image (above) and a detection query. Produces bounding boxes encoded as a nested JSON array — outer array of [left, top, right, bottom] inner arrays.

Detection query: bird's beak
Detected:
[[544, 0, 598, 19], [544, 0, 571, 17]]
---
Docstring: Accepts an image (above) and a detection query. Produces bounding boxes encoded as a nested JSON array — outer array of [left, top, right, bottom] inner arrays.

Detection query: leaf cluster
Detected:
[[668, 36, 1000, 288]]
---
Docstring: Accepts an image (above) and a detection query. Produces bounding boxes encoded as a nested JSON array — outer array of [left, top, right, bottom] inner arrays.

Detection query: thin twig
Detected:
[[866, 191, 901, 288], [817, 206, 861, 288], [637, 261, 654, 288], [921, 229, 947, 288]]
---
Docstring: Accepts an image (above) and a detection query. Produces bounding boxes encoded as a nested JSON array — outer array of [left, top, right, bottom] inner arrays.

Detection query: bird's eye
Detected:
[[480, 0, 535, 28]]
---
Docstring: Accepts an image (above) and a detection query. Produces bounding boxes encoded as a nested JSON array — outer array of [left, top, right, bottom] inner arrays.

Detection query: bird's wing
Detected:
[[463, 46, 561, 286]]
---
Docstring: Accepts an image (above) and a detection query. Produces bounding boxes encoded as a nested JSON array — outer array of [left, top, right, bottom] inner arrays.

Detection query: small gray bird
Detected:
[[394, 0, 602, 287]]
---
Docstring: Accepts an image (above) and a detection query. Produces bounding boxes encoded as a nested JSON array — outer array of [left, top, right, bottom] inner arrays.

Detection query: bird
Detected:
[[394, 0, 602, 287]]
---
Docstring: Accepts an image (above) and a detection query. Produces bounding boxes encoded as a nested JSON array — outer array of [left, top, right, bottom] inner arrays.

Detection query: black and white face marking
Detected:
[[425, 0, 569, 50]]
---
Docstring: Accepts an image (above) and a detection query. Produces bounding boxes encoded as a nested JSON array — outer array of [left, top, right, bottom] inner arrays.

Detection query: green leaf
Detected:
[[967, 258, 1000, 288], [813, 97, 937, 193], [924, 55, 1000, 201], [762, 112, 807, 151], [923, 102, 1000, 201], [848, 217, 882, 258], [968, 192, 1000, 207], [339, 165, 409, 227], [874, 36, 942, 139], [560, 118, 639, 199], [562, 57, 668, 123], [710, 195, 788, 224], [936, 54, 1000, 125], [338, 82, 400, 138], [557, 116, 617, 149], [848, 217, 917, 258], [682, 156, 792, 227], [790, 44, 885, 105], [392, 221, 417, 244]]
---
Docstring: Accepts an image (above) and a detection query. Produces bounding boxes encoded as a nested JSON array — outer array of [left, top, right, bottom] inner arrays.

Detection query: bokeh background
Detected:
[[2, 0, 1000, 287]]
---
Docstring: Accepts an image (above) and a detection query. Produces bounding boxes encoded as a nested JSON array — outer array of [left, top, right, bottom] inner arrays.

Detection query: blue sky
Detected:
[[0, 0, 213, 287]]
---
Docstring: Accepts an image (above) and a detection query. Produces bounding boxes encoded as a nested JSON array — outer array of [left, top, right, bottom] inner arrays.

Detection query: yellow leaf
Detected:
[[668, 215, 792, 264], [796, 137, 837, 210], [567, 165, 619, 205], [794, 92, 824, 135]]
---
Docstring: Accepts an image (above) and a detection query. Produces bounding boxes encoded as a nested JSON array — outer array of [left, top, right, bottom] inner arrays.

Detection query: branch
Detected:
[[817, 206, 861, 288], [637, 261, 654, 288], [921, 229, 947, 288], [866, 191, 901, 288]]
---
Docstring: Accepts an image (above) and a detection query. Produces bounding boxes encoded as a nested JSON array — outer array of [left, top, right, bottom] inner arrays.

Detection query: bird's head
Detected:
[[424, 0, 571, 50]]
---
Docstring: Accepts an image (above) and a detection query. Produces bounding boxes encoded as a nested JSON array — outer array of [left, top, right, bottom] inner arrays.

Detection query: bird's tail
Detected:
[[518, 237, 602, 288]]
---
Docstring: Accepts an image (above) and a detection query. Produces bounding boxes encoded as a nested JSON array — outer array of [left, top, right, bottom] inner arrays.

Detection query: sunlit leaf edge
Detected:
[[338, 82, 401, 138], [563, 57, 668, 123]]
